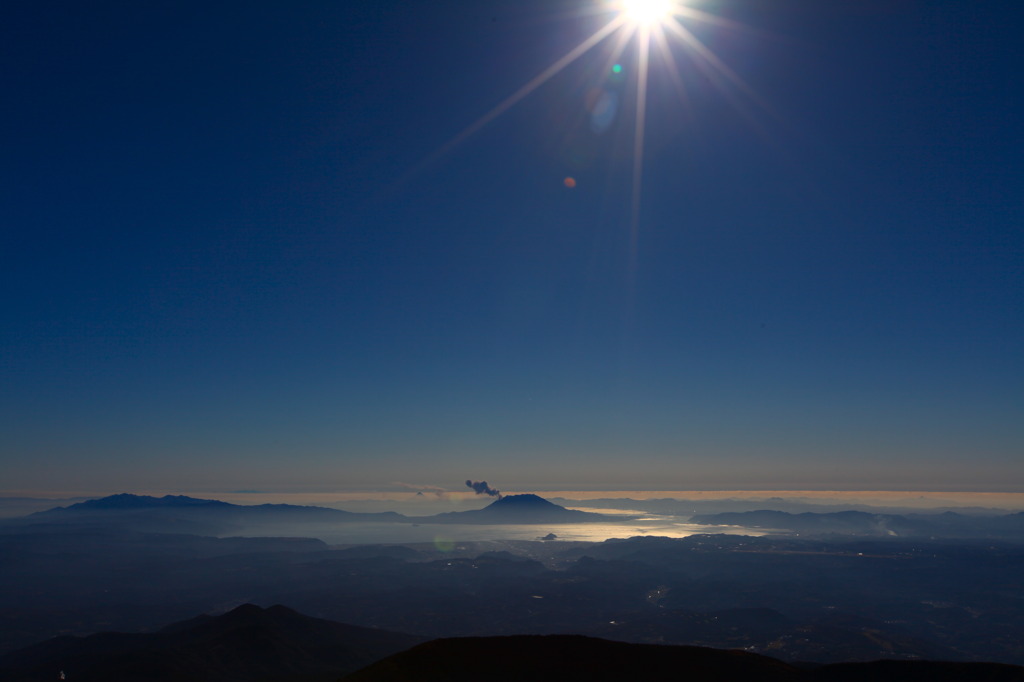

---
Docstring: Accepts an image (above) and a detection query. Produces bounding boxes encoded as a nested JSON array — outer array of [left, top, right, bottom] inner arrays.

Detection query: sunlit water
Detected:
[[235, 515, 769, 546]]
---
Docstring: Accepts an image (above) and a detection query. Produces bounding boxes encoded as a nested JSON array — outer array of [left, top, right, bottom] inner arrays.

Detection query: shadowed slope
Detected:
[[0, 604, 424, 682], [341, 635, 1024, 682], [342, 634, 801, 681]]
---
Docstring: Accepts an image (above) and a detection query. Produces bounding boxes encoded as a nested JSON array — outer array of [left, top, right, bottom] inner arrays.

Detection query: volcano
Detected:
[[420, 494, 609, 524]]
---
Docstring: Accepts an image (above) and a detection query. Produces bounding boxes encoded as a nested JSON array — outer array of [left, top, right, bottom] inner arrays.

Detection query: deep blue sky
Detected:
[[3, 0, 1021, 494]]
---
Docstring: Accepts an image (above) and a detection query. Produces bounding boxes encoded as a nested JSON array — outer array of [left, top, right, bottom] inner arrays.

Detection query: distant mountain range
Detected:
[[689, 509, 1024, 539], [60, 493, 234, 511], [18, 492, 610, 534], [26, 493, 405, 535], [19, 494, 1024, 538], [35, 493, 402, 521], [4, 607, 1021, 682]]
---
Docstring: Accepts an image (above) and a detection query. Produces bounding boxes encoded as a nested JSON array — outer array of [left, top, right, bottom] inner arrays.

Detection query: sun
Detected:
[[618, 0, 674, 26], [420, 0, 762, 271]]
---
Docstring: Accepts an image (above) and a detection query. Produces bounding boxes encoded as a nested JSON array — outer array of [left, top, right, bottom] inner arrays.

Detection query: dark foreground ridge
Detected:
[[6, 609, 1022, 682], [0, 604, 424, 682], [343, 634, 1024, 682]]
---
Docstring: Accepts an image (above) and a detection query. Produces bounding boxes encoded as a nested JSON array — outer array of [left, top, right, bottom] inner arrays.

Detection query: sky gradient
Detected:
[[2, 0, 1022, 494]]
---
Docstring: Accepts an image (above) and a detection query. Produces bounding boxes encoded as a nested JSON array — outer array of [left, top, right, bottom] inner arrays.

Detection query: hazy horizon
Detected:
[[5, 488, 1024, 513]]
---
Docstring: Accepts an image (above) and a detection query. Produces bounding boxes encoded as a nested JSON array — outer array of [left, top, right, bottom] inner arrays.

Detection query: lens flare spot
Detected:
[[612, 63, 623, 74], [564, 176, 577, 188], [433, 535, 455, 552], [588, 90, 619, 133]]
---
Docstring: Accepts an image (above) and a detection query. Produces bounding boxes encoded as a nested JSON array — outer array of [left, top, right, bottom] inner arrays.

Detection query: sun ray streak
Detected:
[[651, 23, 693, 123], [422, 15, 628, 170], [629, 24, 652, 276], [602, 23, 636, 76], [663, 18, 774, 121], [389, 0, 771, 280], [674, 6, 766, 36]]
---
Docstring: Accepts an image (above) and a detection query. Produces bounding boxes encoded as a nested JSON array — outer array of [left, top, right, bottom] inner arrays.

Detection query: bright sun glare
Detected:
[[619, 0, 674, 26], [425, 0, 764, 269]]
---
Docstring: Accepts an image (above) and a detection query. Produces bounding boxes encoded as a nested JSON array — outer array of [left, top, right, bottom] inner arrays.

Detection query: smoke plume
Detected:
[[466, 479, 502, 498]]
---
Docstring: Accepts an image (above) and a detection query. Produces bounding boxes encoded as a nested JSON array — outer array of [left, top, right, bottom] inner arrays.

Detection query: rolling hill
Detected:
[[0, 604, 424, 682]]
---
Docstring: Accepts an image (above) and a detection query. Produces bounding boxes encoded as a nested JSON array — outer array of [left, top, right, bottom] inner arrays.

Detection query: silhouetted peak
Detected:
[[3, 605, 425, 681], [160, 603, 363, 638], [65, 493, 231, 511], [486, 494, 559, 509], [217, 603, 304, 625], [421, 492, 606, 524], [224, 603, 266, 618]]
